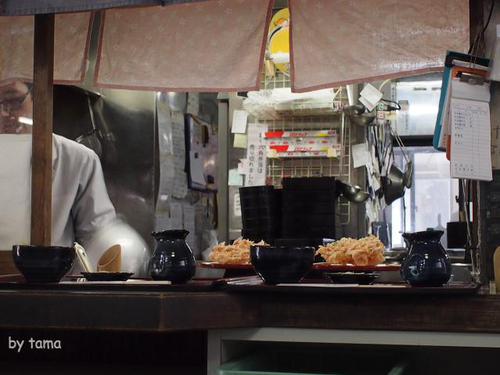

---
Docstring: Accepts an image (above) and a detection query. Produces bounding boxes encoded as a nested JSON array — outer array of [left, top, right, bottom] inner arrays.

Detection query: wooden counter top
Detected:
[[0, 284, 499, 334]]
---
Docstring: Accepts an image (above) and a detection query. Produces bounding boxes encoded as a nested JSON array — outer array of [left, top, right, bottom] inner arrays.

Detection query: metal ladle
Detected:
[[344, 104, 376, 126], [392, 128, 413, 188], [351, 188, 370, 203], [337, 181, 370, 204]]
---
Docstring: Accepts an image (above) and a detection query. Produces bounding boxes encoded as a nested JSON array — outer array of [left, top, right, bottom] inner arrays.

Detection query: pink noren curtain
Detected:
[[96, 0, 273, 92], [289, 0, 469, 92], [0, 12, 92, 83]]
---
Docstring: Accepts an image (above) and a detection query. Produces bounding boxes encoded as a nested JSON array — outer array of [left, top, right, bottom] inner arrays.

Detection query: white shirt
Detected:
[[0, 134, 116, 249], [52, 134, 116, 247]]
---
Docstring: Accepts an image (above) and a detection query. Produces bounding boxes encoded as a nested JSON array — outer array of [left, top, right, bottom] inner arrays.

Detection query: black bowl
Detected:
[[250, 245, 315, 284], [12, 245, 75, 283]]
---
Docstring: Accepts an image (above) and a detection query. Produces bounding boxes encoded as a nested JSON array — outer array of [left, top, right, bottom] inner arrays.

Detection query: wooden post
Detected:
[[31, 14, 55, 246]]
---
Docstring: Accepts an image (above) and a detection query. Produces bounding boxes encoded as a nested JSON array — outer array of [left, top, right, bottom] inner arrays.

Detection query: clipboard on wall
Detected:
[[444, 66, 490, 161], [433, 51, 490, 151], [185, 114, 218, 192]]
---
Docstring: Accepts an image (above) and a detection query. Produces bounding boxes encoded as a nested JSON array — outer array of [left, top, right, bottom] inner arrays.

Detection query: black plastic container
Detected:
[[282, 177, 337, 190], [281, 177, 336, 239], [239, 186, 281, 243], [447, 221, 468, 248]]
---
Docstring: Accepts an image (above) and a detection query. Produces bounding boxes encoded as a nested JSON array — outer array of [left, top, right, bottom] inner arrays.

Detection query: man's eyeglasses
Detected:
[[0, 88, 31, 113]]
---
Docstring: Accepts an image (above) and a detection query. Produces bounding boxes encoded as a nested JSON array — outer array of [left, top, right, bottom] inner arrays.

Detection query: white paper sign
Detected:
[[228, 168, 243, 186], [234, 192, 242, 217], [233, 134, 248, 149], [231, 110, 248, 134], [169, 202, 184, 230], [360, 84, 383, 111], [173, 171, 188, 198], [450, 98, 492, 181], [189, 150, 206, 185], [238, 159, 249, 175], [171, 111, 188, 198], [366, 164, 381, 192], [245, 123, 268, 186], [351, 143, 371, 168]]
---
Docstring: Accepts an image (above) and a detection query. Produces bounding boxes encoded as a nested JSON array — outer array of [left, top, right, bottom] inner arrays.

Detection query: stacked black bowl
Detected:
[[281, 177, 336, 240], [239, 186, 281, 244]]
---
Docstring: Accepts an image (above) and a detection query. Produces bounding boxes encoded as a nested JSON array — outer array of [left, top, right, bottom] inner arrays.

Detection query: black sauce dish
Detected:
[[250, 245, 315, 285], [12, 245, 75, 283], [326, 272, 379, 285]]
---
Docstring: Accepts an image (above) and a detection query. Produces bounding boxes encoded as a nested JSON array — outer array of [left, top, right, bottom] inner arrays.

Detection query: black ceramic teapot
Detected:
[[149, 230, 196, 283], [401, 230, 451, 287]]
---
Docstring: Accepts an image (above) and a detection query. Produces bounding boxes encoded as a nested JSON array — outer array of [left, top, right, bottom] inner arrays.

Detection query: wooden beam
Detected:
[[31, 14, 55, 246]]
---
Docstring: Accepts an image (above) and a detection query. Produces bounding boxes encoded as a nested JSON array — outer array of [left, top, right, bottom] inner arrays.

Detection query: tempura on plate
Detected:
[[316, 235, 385, 266], [209, 238, 268, 264]]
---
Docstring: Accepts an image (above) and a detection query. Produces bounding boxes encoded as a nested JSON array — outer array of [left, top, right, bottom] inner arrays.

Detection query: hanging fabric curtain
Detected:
[[289, 0, 469, 92], [0, 0, 204, 16], [0, 13, 91, 83], [95, 0, 273, 92]]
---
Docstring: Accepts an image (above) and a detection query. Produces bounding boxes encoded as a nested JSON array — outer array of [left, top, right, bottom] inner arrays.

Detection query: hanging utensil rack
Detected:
[[247, 70, 352, 225]]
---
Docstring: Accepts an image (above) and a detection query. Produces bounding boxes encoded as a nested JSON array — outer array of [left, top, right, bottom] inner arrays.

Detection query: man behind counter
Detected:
[[0, 79, 116, 257]]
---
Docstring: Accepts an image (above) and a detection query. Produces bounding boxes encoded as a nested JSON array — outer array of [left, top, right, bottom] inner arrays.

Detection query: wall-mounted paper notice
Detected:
[[171, 111, 187, 198], [351, 143, 371, 168], [327, 147, 338, 158], [173, 171, 188, 198], [232, 110, 248, 134], [233, 134, 248, 149], [359, 84, 383, 111], [245, 123, 268, 187], [189, 151, 206, 185], [169, 201, 184, 230], [450, 98, 492, 181], [238, 159, 249, 175], [228, 168, 243, 186], [234, 192, 242, 217]]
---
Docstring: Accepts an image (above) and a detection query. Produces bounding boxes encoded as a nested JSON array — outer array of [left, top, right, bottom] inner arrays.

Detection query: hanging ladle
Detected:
[[337, 181, 369, 204], [392, 128, 413, 188], [343, 104, 376, 127]]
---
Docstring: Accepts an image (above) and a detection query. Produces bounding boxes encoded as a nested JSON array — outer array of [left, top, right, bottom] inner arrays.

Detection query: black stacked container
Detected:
[[239, 186, 281, 244], [281, 177, 336, 240]]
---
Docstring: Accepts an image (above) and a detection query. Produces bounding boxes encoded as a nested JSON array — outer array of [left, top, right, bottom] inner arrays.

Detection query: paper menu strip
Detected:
[[265, 129, 336, 138], [233, 134, 248, 149], [245, 123, 268, 187], [450, 98, 492, 181], [228, 168, 243, 186], [351, 142, 371, 169], [231, 110, 248, 134]]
